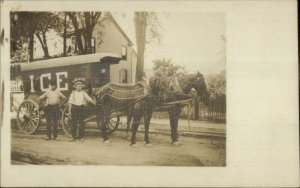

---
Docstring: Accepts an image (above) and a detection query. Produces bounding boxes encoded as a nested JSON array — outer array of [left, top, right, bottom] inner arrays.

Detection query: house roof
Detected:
[[105, 13, 133, 46], [20, 53, 122, 71]]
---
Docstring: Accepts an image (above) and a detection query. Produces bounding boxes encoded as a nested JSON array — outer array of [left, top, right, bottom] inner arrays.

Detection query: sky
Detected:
[[113, 12, 226, 75]]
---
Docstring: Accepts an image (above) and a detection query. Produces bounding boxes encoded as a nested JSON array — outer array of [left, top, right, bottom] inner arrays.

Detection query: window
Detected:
[[91, 38, 96, 53], [119, 69, 127, 83], [68, 36, 78, 55], [121, 45, 127, 60]]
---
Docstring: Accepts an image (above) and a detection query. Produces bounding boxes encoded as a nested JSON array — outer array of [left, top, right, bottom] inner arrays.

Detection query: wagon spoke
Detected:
[[19, 120, 26, 129], [27, 102, 33, 114], [30, 115, 39, 119], [30, 105, 36, 115], [24, 102, 30, 113], [20, 107, 26, 114], [24, 121, 30, 132], [26, 123, 32, 132], [30, 118, 38, 124], [61, 106, 72, 137], [29, 119, 38, 130], [27, 120, 34, 131]]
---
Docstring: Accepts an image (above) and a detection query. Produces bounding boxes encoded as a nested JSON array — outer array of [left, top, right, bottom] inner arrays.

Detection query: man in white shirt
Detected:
[[39, 79, 66, 140], [68, 78, 96, 141]]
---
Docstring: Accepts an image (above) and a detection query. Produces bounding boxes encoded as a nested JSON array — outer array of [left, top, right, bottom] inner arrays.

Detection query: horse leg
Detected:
[[168, 108, 176, 143], [126, 114, 133, 140], [172, 106, 181, 144], [130, 115, 141, 147], [144, 109, 153, 146], [101, 107, 110, 142]]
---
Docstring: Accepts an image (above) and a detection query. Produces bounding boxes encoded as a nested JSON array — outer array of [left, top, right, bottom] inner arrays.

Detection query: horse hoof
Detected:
[[130, 143, 139, 148], [172, 141, 180, 146], [104, 140, 111, 144], [145, 143, 153, 148]]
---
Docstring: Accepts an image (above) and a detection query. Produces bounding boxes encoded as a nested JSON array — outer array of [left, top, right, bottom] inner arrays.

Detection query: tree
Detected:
[[134, 12, 160, 81], [11, 12, 64, 62], [10, 12, 37, 62], [66, 12, 102, 54], [34, 12, 64, 58], [152, 58, 186, 76], [207, 70, 226, 100]]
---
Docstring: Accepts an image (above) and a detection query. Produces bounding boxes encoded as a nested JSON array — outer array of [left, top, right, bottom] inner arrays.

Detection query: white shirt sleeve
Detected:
[[58, 91, 66, 99], [39, 91, 49, 100], [68, 92, 74, 104], [83, 91, 93, 103]]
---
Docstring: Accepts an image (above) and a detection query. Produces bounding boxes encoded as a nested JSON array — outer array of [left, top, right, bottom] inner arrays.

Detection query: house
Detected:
[[92, 14, 137, 84], [33, 13, 137, 84]]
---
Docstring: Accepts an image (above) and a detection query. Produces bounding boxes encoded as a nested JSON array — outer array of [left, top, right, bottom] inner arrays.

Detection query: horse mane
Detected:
[[149, 75, 173, 96]]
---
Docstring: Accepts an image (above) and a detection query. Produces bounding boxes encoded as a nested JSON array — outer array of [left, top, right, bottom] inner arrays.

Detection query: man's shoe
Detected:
[[80, 138, 84, 142], [45, 137, 51, 141]]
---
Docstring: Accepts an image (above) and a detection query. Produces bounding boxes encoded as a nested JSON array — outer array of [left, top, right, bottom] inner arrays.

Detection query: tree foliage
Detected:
[[134, 12, 161, 81], [152, 58, 186, 76], [11, 12, 36, 62], [206, 70, 226, 100], [66, 12, 102, 54], [10, 11, 103, 62], [34, 12, 63, 58], [10, 12, 64, 62]]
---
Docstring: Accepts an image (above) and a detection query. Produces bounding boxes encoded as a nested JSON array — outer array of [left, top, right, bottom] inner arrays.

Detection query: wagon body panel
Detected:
[[13, 53, 122, 135], [18, 53, 122, 99]]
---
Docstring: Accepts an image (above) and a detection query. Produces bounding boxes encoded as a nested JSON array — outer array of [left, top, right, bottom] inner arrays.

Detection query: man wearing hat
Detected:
[[39, 79, 66, 140], [68, 78, 96, 142]]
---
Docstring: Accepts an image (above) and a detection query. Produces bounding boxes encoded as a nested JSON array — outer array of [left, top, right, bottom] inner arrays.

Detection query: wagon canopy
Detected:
[[20, 53, 122, 71]]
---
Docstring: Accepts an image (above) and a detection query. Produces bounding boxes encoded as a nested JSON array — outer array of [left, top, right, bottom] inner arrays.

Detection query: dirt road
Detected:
[[11, 124, 226, 166]]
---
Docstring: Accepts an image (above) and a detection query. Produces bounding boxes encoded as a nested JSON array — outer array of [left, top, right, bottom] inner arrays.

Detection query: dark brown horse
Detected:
[[94, 75, 175, 147], [167, 72, 207, 144], [127, 71, 207, 145]]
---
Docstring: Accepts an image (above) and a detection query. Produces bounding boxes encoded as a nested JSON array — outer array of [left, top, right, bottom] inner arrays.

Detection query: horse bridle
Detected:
[[181, 77, 201, 89]]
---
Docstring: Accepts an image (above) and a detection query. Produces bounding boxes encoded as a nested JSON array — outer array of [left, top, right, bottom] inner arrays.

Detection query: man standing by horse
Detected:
[[68, 78, 96, 142]]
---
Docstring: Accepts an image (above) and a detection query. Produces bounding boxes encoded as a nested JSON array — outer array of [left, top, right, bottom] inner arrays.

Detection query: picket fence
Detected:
[[152, 99, 226, 123]]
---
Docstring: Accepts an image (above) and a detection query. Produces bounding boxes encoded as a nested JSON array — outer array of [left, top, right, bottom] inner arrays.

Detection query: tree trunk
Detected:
[[42, 32, 49, 58], [134, 12, 147, 82], [68, 13, 84, 54], [35, 32, 49, 58], [28, 33, 34, 61], [84, 12, 92, 54], [86, 30, 93, 54]]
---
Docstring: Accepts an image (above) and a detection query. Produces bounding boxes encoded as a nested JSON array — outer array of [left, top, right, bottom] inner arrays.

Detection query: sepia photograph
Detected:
[[10, 11, 226, 166], [1, 0, 298, 187]]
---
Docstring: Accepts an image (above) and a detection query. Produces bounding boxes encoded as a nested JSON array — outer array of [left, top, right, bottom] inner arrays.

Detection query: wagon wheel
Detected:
[[61, 105, 72, 137], [97, 113, 120, 134], [16, 100, 41, 134]]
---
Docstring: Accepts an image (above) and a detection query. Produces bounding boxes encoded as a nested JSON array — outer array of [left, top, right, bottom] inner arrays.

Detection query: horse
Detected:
[[177, 71, 208, 98], [94, 75, 176, 147], [166, 71, 207, 144], [126, 71, 207, 145]]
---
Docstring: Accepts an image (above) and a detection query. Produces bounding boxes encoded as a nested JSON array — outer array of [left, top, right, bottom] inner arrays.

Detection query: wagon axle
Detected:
[[23, 113, 31, 121]]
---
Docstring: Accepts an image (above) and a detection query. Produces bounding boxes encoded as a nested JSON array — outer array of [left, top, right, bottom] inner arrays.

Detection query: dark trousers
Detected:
[[71, 105, 85, 139], [45, 105, 60, 138]]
